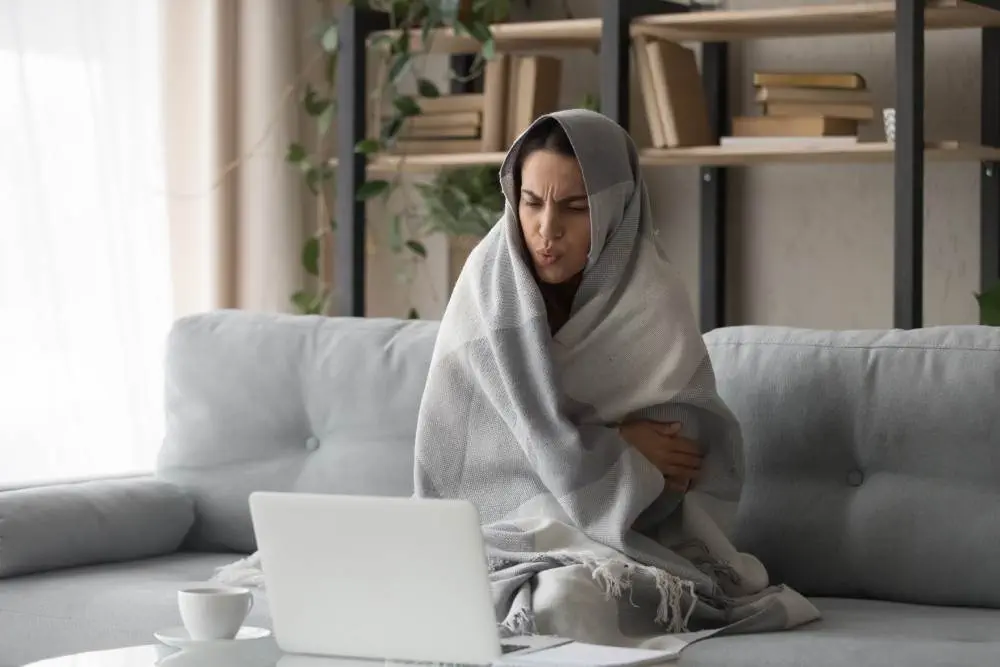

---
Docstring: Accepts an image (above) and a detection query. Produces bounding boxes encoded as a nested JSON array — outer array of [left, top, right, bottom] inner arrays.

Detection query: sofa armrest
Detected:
[[0, 476, 195, 578]]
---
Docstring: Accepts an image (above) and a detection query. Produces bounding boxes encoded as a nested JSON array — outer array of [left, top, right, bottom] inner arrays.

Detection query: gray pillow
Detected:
[[0, 477, 195, 578], [707, 325, 1000, 609]]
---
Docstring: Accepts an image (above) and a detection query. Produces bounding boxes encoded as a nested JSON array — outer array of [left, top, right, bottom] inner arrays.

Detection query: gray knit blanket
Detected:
[[412, 109, 820, 650]]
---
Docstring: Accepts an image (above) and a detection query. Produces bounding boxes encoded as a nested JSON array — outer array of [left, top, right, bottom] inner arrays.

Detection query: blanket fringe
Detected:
[[500, 608, 537, 637], [550, 550, 697, 634], [212, 552, 266, 588]]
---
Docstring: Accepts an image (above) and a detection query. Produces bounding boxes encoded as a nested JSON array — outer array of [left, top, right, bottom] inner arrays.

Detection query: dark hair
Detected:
[[514, 118, 577, 195], [520, 117, 576, 159]]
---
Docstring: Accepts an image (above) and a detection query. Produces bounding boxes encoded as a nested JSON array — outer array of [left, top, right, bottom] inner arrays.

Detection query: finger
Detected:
[[662, 451, 702, 468], [650, 421, 683, 436], [666, 437, 702, 456]]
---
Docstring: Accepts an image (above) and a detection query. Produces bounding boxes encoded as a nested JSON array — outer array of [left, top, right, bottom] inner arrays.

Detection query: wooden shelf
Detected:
[[332, 142, 1000, 171], [367, 152, 508, 171], [369, 18, 601, 54], [639, 142, 1000, 166], [634, 0, 1000, 43], [369, 1, 1000, 54]]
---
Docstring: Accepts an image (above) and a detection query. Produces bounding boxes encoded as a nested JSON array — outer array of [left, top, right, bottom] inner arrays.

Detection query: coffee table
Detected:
[[19, 638, 533, 667], [22, 637, 682, 666], [22, 639, 290, 667]]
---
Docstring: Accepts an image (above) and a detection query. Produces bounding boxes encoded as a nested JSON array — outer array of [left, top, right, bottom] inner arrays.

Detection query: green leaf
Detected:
[[392, 28, 411, 55], [382, 116, 405, 141], [976, 283, 1000, 326], [354, 138, 381, 155], [456, 19, 492, 44], [581, 92, 600, 111], [305, 167, 321, 195], [480, 37, 496, 60], [407, 307, 420, 320], [318, 103, 335, 136], [393, 95, 421, 117], [291, 289, 324, 315], [303, 85, 331, 117], [320, 24, 339, 53], [301, 237, 321, 276], [417, 78, 440, 98], [405, 240, 427, 258], [388, 53, 413, 83], [305, 165, 335, 195], [355, 179, 391, 201], [286, 142, 307, 164]]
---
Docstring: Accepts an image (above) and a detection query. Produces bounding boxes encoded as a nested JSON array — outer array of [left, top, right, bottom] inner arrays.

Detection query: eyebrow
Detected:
[[521, 188, 588, 204]]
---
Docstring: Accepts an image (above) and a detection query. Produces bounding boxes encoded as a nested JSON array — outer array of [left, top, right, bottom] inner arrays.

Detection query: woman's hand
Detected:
[[618, 421, 702, 493]]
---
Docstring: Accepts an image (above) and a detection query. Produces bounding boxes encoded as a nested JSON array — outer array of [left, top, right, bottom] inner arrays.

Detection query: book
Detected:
[[391, 138, 483, 154], [755, 86, 872, 105], [507, 55, 563, 144], [764, 102, 875, 121], [399, 124, 481, 139], [732, 115, 858, 137], [400, 111, 481, 129], [752, 71, 867, 90], [633, 35, 668, 148], [720, 135, 859, 148], [643, 38, 713, 147], [481, 55, 510, 151], [417, 93, 485, 114]]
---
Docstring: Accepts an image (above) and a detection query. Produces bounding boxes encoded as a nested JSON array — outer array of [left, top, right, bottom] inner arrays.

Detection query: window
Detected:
[[0, 0, 172, 485]]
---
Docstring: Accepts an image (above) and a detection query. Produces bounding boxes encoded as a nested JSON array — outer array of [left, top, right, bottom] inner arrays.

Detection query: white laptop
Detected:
[[248, 491, 570, 665]]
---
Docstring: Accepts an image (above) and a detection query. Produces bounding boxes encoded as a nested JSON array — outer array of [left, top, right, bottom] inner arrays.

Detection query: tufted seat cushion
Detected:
[[156, 310, 441, 553], [705, 325, 1000, 609]]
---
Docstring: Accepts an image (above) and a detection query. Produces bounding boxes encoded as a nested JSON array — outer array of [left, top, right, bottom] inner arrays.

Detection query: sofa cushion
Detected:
[[0, 477, 194, 578], [0, 552, 271, 667], [681, 597, 1000, 667], [156, 311, 440, 553], [705, 325, 1000, 608]]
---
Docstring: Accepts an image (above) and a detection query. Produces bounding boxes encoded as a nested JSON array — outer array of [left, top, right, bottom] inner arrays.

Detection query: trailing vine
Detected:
[[287, 0, 594, 316]]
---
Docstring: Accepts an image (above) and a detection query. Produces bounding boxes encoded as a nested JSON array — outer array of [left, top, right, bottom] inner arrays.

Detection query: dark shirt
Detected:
[[539, 273, 583, 336]]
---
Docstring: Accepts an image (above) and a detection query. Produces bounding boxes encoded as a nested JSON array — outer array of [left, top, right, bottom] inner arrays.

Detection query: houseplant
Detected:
[[286, 0, 512, 315], [978, 283, 1000, 326]]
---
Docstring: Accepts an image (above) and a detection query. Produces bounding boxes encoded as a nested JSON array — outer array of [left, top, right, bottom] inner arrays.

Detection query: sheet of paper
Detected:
[[497, 640, 684, 666]]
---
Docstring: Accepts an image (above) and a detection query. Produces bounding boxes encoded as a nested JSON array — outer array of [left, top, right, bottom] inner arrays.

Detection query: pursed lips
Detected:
[[535, 248, 560, 266]]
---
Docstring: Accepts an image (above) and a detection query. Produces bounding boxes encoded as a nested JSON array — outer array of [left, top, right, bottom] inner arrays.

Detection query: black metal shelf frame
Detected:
[[335, 1, 1000, 329]]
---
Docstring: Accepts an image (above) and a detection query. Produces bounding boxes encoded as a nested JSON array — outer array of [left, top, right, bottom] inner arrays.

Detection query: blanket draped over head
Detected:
[[412, 109, 819, 649]]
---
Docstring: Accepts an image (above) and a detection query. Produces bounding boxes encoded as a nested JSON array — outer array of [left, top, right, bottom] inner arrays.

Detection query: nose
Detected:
[[538, 205, 563, 242]]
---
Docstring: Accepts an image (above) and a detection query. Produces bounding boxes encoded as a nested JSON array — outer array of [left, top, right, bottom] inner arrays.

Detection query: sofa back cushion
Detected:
[[156, 310, 439, 553], [705, 325, 1000, 608]]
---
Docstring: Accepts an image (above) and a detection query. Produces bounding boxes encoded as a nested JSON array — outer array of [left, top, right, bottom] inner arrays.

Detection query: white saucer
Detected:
[[153, 626, 271, 649]]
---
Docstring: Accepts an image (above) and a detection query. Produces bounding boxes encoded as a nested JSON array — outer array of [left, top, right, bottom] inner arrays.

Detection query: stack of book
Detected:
[[379, 54, 563, 155], [390, 94, 484, 154], [727, 71, 872, 145]]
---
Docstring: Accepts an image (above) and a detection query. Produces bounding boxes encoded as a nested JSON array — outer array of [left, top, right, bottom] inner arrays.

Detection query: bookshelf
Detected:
[[367, 2, 1000, 52], [334, 0, 1000, 330]]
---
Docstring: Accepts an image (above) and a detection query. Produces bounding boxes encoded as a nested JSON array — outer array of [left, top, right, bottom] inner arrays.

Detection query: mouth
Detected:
[[535, 249, 560, 267]]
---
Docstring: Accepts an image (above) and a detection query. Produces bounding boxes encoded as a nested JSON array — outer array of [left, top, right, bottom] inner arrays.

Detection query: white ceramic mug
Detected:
[[177, 586, 254, 641]]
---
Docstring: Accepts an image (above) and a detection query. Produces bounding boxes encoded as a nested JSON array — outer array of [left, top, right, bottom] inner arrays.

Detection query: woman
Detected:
[[413, 110, 818, 649]]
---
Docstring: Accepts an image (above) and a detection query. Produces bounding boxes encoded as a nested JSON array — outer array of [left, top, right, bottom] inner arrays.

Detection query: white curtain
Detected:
[[0, 0, 172, 485]]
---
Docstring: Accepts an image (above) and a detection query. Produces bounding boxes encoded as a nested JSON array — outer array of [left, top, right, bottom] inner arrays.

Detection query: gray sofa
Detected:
[[1, 309, 998, 666]]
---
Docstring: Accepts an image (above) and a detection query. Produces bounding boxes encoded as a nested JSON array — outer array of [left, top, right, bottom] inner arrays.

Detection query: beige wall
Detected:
[[367, 0, 985, 328]]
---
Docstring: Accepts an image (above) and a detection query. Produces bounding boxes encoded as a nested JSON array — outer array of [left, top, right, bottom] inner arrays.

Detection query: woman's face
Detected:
[[518, 149, 591, 285]]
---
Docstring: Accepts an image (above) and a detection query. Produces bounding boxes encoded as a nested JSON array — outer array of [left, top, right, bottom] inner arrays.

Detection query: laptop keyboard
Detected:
[[500, 642, 530, 654]]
